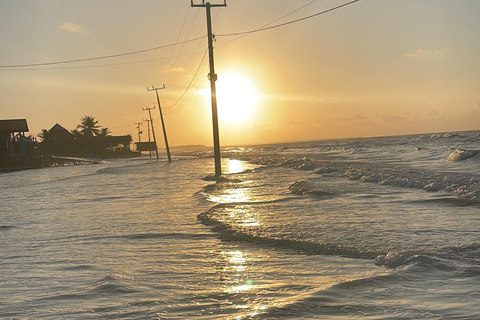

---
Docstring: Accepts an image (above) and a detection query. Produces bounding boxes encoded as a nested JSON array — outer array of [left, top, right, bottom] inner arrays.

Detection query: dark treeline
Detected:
[[38, 116, 133, 157]]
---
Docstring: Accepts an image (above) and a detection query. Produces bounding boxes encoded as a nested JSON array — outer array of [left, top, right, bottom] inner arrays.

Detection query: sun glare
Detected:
[[213, 73, 259, 125]]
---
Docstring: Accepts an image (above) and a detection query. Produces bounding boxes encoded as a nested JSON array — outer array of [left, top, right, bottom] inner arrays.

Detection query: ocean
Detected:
[[1, 131, 479, 319]]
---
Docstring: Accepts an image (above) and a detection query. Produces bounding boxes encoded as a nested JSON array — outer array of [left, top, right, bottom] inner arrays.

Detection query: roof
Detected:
[[98, 135, 133, 144], [49, 123, 72, 135], [0, 119, 29, 133]]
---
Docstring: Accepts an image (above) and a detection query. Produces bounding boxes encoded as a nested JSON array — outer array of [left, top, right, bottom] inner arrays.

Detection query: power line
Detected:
[[164, 48, 208, 114], [216, 0, 361, 37], [153, 3, 192, 86], [0, 49, 207, 71], [0, 35, 207, 68], [0, 0, 360, 69], [216, 0, 321, 48], [264, 0, 321, 29]]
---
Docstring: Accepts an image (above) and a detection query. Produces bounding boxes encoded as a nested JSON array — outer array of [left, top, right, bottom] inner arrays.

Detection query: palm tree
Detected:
[[98, 127, 111, 137], [70, 129, 82, 139], [38, 129, 53, 154], [38, 129, 51, 142], [77, 116, 101, 138]]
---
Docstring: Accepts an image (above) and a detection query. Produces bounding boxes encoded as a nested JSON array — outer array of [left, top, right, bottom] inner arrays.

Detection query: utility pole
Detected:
[[143, 106, 159, 160], [147, 85, 171, 162], [191, 0, 226, 177], [143, 118, 152, 158], [135, 122, 143, 143]]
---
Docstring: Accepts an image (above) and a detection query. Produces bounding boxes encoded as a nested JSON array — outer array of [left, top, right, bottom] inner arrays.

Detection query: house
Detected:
[[0, 119, 33, 159], [0, 119, 45, 172], [47, 123, 75, 154], [94, 135, 133, 154]]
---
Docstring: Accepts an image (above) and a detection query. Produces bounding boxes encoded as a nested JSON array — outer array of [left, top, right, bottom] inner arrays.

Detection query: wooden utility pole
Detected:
[[143, 118, 152, 158], [143, 106, 159, 160], [147, 85, 171, 162], [191, 0, 226, 177], [135, 122, 143, 143]]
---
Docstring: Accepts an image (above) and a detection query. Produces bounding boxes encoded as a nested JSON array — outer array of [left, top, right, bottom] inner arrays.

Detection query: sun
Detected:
[[214, 73, 259, 125]]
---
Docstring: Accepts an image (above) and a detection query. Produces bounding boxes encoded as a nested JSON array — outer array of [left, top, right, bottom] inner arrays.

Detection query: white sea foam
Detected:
[[447, 149, 479, 161]]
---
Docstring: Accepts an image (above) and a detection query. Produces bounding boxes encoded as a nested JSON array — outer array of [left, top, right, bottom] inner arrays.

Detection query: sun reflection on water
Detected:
[[207, 158, 274, 317], [215, 249, 271, 317], [208, 187, 251, 204], [227, 159, 247, 174]]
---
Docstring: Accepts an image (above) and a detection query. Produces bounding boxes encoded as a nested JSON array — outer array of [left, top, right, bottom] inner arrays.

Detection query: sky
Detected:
[[1, 0, 479, 147]]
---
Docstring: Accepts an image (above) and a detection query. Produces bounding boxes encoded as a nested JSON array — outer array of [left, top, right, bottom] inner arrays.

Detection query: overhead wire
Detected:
[[157, 10, 203, 83], [161, 9, 221, 116], [163, 48, 208, 116], [0, 35, 207, 69], [215, 0, 322, 48], [0, 49, 207, 71], [0, 0, 360, 69], [1, 0, 362, 133], [216, 0, 361, 37], [152, 3, 192, 86]]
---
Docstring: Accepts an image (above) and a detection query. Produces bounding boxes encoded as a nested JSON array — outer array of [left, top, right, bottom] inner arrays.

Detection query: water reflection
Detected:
[[227, 159, 247, 174], [208, 187, 251, 204], [208, 159, 255, 204], [208, 159, 275, 317], [216, 248, 269, 318]]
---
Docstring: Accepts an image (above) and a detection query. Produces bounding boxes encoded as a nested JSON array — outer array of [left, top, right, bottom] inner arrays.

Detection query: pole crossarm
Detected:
[[191, 0, 226, 8]]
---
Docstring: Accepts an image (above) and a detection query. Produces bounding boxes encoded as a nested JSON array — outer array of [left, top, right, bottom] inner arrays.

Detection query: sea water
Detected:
[[1, 131, 479, 319]]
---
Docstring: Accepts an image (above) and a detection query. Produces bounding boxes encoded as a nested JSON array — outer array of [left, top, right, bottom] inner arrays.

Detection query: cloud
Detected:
[[405, 48, 450, 58], [59, 22, 87, 33], [162, 66, 186, 73], [334, 113, 369, 122]]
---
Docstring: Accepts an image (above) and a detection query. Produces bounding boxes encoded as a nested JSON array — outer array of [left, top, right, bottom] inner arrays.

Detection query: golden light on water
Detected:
[[227, 159, 247, 174], [208, 187, 251, 204], [207, 159, 256, 204], [221, 250, 254, 293]]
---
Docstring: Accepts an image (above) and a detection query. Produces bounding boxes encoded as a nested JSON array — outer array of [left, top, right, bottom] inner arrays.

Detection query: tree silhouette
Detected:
[[70, 129, 82, 139], [98, 127, 111, 137], [77, 116, 101, 138], [38, 129, 51, 142]]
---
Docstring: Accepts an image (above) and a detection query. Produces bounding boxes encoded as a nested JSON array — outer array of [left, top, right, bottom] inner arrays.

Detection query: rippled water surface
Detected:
[[1, 131, 479, 319]]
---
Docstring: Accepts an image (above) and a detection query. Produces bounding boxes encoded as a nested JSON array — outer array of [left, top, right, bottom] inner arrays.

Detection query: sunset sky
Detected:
[[1, 0, 479, 147]]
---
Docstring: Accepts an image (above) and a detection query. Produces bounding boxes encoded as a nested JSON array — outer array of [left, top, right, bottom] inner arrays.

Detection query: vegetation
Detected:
[[38, 116, 133, 157], [77, 115, 101, 138]]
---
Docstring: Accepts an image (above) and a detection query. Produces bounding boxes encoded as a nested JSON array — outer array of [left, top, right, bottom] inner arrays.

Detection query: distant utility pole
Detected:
[[135, 122, 143, 143], [147, 85, 171, 162], [143, 106, 159, 160], [143, 118, 152, 158], [191, 0, 227, 177]]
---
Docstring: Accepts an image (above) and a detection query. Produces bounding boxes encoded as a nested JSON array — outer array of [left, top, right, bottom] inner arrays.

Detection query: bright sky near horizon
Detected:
[[1, 0, 479, 147]]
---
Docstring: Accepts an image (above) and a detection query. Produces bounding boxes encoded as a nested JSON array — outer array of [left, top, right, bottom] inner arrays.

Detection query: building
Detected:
[[0, 119, 44, 172], [0, 119, 33, 159], [47, 123, 75, 155]]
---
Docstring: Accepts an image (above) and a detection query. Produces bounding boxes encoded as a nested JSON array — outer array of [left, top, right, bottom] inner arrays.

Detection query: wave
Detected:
[[288, 181, 335, 197], [372, 251, 437, 269], [202, 174, 243, 183], [438, 244, 480, 266], [247, 254, 460, 319], [33, 274, 139, 304], [447, 149, 480, 161], [49, 232, 213, 243], [410, 197, 478, 207], [198, 204, 378, 260], [230, 154, 480, 203]]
